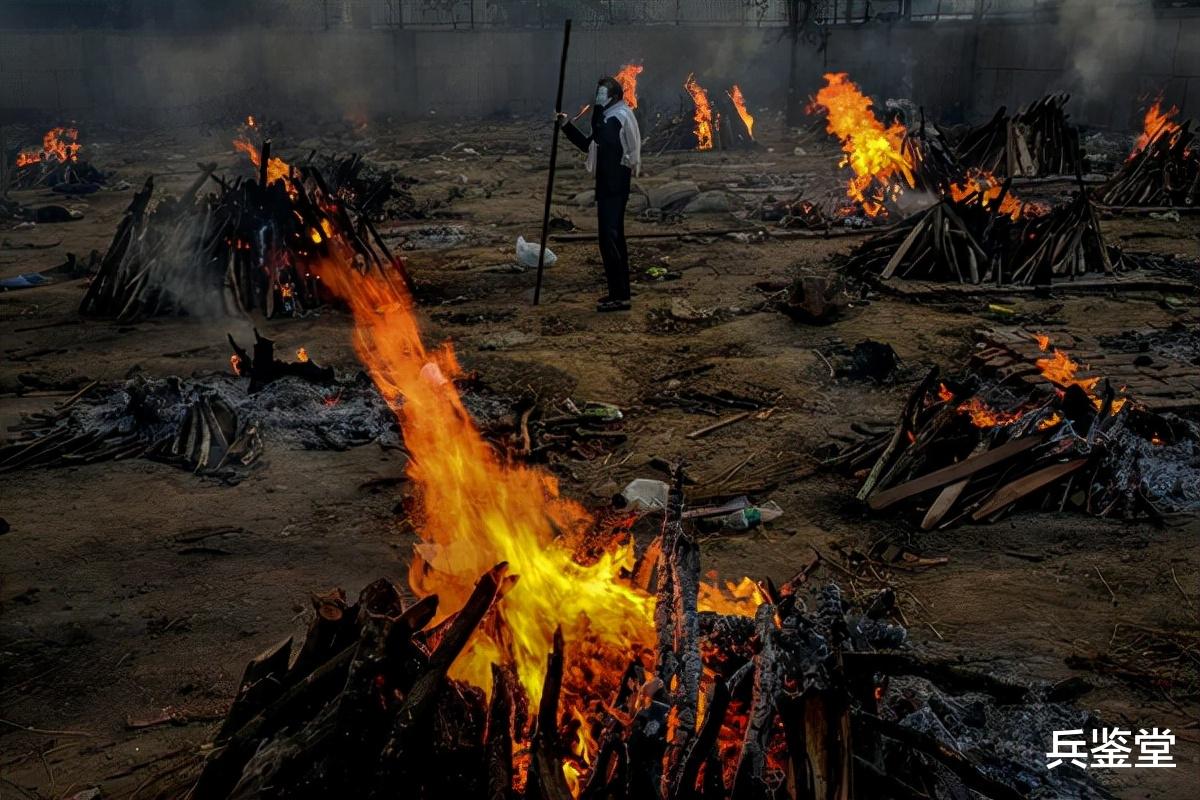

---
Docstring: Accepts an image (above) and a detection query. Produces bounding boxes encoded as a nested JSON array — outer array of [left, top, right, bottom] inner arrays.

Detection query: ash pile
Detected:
[[79, 121, 409, 322], [0, 336, 398, 482], [830, 330, 1200, 528], [157, 476, 1108, 800]]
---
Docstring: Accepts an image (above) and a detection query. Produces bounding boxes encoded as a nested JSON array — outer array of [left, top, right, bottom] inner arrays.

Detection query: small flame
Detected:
[[728, 84, 755, 139], [1129, 99, 1181, 159], [16, 127, 81, 168], [230, 354, 243, 376], [615, 63, 644, 110], [948, 168, 1024, 220], [808, 73, 914, 217], [956, 396, 1025, 428], [233, 117, 294, 191], [296, 347, 309, 362], [684, 73, 714, 151], [1036, 336, 1129, 415], [1033, 332, 1051, 352]]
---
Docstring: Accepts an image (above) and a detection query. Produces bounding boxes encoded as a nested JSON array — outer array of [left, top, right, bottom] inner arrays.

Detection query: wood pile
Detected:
[[831, 332, 1200, 527], [1095, 120, 1200, 207], [955, 94, 1083, 178], [901, 120, 962, 194], [314, 152, 429, 220], [170, 476, 1074, 800], [79, 144, 409, 322], [842, 189, 1125, 285]]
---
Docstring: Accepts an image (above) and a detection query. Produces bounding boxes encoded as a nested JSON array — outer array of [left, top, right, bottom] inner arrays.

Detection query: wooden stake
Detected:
[[533, 19, 572, 306]]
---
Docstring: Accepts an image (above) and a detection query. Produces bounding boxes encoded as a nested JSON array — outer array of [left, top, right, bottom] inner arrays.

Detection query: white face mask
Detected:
[[595, 87, 609, 106]]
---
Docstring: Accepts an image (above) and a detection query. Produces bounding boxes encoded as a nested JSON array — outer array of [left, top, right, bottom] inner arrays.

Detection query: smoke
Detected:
[[1056, 0, 1148, 98]]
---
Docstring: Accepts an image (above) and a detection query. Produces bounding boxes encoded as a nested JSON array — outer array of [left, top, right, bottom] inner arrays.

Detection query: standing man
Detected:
[[557, 76, 641, 312]]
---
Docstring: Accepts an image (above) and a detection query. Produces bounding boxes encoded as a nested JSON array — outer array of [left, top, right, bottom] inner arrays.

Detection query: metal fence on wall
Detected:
[[0, 0, 1194, 30]]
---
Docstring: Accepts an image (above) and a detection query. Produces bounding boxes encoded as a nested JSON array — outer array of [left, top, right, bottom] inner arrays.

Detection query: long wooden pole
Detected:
[[533, 18, 572, 306]]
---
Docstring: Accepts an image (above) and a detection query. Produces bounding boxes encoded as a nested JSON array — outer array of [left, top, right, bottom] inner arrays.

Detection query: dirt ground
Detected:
[[1, 115, 1198, 799]]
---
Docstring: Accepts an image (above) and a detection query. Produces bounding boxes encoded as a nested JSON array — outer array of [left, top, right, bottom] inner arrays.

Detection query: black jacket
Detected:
[[563, 106, 632, 199]]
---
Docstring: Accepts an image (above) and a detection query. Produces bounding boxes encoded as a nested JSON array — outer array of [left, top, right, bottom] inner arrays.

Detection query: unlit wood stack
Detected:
[[956, 94, 1083, 178]]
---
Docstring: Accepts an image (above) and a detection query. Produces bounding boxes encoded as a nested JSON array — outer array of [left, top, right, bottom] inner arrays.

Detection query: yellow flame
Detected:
[[684, 73, 714, 151], [809, 72, 913, 216]]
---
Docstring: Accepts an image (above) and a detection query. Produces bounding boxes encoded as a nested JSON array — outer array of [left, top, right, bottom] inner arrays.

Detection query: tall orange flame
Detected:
[[319, 256, 657, 713], [684, 73, 714, 151], [615, 63, 644, 110], [1130, 99, 1181, 159], [16, 127, 81, 168], [809, 72, 914, 216], [312, 244, 762, 785], [728, 84, 755, 139]]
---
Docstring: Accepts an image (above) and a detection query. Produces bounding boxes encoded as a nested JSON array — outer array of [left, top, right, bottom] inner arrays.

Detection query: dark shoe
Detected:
[[597, 299, 631, 312]]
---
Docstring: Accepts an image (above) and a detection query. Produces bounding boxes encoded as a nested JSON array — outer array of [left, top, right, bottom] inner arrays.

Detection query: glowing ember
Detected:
[[230, 354, 243, 376], [1130, 99, 1182, 159], [615, 63, 644, 110], [727, 84, 755, 139], [15, 127, 81, 168], [684, 73, 714, 151], [296, 347, 309, 362], [809, 72, 914, 216]]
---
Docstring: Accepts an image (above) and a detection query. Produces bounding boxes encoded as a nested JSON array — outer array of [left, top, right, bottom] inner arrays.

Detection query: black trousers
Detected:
[[596, 190, 630, 301]]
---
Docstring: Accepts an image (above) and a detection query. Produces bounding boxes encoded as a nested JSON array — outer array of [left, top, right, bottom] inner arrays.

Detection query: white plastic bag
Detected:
[[516, 235, 556, 268]]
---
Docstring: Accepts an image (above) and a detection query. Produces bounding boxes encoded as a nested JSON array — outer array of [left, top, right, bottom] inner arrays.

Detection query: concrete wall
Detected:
[[1, 11, 1197, 131]]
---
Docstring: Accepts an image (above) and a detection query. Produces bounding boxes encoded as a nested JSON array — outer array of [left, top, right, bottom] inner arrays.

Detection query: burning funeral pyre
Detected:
[[646, 73, 757, 153], [1095, 100, 1200, 208], [179, 531, 1103, 800], [10, 126, 107, 190], [804, 73, 1036, 227], [79, 119, 409, 321], [831, 330, 1200, 529]]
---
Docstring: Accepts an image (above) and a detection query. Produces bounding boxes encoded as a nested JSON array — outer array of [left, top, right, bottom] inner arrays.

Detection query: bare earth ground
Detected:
[[1, 116, 1198, 799]]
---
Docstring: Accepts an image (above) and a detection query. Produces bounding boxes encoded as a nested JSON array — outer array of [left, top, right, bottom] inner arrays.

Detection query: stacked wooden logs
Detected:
[[956, 94, 1083, 178], [177, 474, 1072, 800], [832, 360, 1194, 527], [1095, 120, 1200, 208], [842, 188, 1125, 285], [79, 145, 409, 323]]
